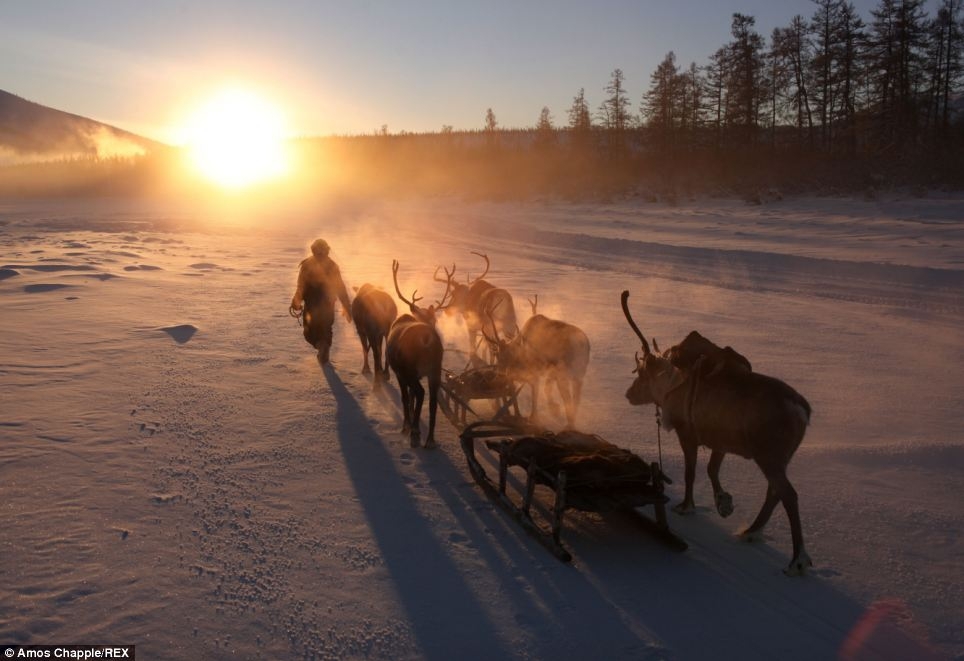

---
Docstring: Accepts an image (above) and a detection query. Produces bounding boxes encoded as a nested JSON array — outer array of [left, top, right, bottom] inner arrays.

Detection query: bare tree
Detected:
[[727, 14, 766, 145], [484, 107, 500, 149], [567, 87, 593, 152], [705, 47, 730, 147], [535, 106, 555, 149], [679, 62, 705, 143], [926, 0, 963, 141], [484, 108, 498, 132], [598, 68, 634, 133], [772, 16, 816, 147], [867, 0, 929, 150], [811, 0, 842, 149], [834, 2, 865, 155], [567, 88, 592, 131], [643, 51, 681, 148]]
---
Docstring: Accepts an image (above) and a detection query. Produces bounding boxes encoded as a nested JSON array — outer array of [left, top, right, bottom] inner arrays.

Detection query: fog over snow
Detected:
[[1, 194, 961, 660]]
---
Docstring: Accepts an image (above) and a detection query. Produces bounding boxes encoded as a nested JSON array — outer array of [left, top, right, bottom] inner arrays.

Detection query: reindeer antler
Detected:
[[392, 260, 423, 309], [469, 251, 490, 283], [528, 294, 538, 316], [433, 263, 455, 283], [480, 297, 504, 347], [621, 290, 651, 356], [435, 264, 456, 311]]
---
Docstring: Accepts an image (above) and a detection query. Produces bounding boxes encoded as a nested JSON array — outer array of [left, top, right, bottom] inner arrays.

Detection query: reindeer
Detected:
[[477, 287, 518, 348], [621, 290, 812, 575], [387, 261, 452, 448], [436, 252, 518, 364], [350, 283, 397, 386], [483, 303, 590, 429]]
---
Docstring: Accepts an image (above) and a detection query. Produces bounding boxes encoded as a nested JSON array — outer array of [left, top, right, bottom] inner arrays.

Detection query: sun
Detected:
[[182, 88, 290, 189]]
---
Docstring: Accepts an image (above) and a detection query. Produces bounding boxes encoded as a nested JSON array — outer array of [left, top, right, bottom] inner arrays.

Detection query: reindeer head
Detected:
[[626, 350, 681, 406], [393, 260, 453, 326], [621, 290, 682, 407], [480, 300, 526, 371]]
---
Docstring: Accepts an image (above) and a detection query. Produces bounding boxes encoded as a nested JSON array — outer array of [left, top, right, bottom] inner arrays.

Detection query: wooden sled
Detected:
[[437, 365, 525, 429], [459, 421, 688, 562]]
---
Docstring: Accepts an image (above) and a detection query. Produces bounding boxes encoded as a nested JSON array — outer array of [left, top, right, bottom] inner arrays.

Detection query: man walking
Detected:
[[290, 238, 352, 364]]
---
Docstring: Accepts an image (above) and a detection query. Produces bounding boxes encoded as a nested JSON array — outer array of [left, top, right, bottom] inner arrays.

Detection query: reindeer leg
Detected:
[[572, 378, 583, 430], [398, 379, 412, 436], [370, 337, 381, 384], [771, 472, 811, 576], [556, 378, 574, 430], [739, 484, 778, 542], [379, 338, 391, 383], [750, 464, 811, 575], [410, 380, 425, 448], [361, 335, 371, 375], [424, 375, 440, 450], [707, 450, 733, 518], [673, 438, 698, 515], [468, 330, 481, 361], [371, 337, 386, 387], [527, 377, 541, 426]]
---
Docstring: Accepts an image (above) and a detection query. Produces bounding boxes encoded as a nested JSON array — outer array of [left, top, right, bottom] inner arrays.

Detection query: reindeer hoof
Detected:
[[673, 502, 696, 515], [783, 550, 813, 577], [715, 491, 734, 518], [362, 365, 372, 375], [423, 438, 437, 450], [738, 527, 764, 543]]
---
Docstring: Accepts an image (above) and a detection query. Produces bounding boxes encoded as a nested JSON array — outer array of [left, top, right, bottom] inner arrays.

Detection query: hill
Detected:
[[0, 89, 161, 164]]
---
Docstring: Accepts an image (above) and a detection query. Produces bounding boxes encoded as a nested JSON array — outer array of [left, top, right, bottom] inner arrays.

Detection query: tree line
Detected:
[[506, 0, 962, 160]]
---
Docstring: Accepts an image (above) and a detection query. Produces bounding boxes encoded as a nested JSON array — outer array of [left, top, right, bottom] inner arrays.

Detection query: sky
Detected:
[[1, 0, 893, 143]]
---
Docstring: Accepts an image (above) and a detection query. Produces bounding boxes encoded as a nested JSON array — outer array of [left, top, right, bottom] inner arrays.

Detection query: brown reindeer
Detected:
[[387, 261, 451, 448], [351, 283, 397, 386], [483, 304, 590, 429], [621, 290, 812, 575], [437, 252, 518, 363]]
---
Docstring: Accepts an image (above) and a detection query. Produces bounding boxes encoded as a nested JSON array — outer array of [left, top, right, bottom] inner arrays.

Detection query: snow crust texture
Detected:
[[1, 195, 961, 660]]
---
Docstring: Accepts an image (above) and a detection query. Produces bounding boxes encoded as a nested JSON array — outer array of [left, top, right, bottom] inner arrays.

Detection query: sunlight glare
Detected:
[[182, 88, 290, 189]]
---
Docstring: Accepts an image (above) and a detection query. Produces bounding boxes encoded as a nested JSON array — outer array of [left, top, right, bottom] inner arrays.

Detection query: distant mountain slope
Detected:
[[0, 89, 161, 163]]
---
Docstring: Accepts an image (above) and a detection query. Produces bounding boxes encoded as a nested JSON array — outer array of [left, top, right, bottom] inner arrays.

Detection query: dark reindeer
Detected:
[[483, 303, 590, 429], [437, 252, 518, 363], [621, 290, 812, 575], [387, 261, 451, 449], [351, 283, 398, 386]]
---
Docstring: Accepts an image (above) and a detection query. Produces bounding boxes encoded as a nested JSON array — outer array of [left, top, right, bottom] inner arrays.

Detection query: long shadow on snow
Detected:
[[430, 439, 869, 660], [324, 365, 512, 660], [568, 508, 869, 660], [327, 365, 872, 659], [351, 375, 689, 658]]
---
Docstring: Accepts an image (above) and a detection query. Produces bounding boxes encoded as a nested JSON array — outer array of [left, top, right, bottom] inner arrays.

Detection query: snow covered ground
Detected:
[[1, 194, 961, 660]]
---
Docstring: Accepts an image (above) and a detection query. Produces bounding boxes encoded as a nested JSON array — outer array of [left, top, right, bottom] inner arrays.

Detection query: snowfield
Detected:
[[1, 194, 962, 660]]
